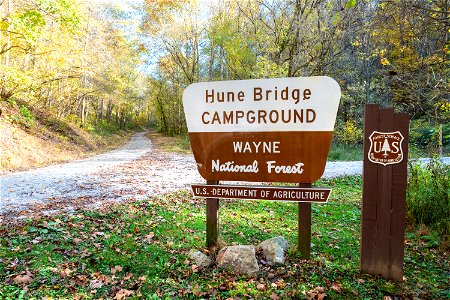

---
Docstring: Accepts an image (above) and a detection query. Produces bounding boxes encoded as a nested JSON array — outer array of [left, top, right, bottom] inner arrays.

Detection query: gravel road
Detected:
[[1, 132, 448, 220]]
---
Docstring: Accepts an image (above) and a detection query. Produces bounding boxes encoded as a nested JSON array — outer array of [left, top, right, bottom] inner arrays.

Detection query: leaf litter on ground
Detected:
[[0, 176, 448, 299]]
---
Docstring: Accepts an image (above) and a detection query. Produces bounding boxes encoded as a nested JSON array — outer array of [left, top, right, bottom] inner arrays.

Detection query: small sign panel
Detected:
[[182, 76, 341, 183], [368, 131, 404, 166], [191, 184, 331, 203]]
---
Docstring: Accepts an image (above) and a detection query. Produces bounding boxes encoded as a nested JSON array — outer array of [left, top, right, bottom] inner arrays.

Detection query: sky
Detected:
[[92, 0, 138, 12], [89, 0, 216, 75]]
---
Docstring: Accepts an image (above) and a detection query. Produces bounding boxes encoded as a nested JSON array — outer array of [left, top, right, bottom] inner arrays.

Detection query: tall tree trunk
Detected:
[[97, 98, 103, 122], [80, 9, 91, 126], [5, 0, 12, 67], [81, 96, 86, 126]]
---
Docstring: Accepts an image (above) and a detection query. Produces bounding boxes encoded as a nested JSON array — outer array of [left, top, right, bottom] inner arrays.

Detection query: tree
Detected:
[[382, 138, 391, 157], [0, 0, 149, 129]]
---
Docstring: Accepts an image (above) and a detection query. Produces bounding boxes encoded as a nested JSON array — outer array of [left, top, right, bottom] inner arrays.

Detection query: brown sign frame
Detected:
[[360, 104, 409, 281], [182, 77, 341, 183]]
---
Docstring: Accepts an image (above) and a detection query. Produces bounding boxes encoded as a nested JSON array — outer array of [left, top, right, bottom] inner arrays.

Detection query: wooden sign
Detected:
[[360, 104, 409, 281], [191, 184, 331, 203], [182, 77, 341, 183]]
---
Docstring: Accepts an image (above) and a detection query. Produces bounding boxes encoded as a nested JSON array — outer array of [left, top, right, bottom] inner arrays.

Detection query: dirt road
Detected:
[[1, 132, 447, 220]]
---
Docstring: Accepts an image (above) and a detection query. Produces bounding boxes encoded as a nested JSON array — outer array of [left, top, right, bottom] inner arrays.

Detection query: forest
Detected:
[[1, 0, 449, 151], [144, 0, 449, 155], [1, 0, 149, 130]]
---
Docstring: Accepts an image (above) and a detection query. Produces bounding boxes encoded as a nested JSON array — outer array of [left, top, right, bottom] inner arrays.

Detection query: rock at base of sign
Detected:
[[188, 250, 212, 268], [217, 245, 259, 275], [257, 236, 289, 266]]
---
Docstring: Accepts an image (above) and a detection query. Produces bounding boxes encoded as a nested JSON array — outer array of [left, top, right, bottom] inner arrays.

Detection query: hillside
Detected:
[[0, 99, 130, 175]]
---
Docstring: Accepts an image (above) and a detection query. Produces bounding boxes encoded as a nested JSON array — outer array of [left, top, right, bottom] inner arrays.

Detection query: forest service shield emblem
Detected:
[[368, 131, 404, 166]]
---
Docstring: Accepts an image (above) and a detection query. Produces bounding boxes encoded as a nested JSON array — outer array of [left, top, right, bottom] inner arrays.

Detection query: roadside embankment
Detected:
[[0, 99, 133, 175]]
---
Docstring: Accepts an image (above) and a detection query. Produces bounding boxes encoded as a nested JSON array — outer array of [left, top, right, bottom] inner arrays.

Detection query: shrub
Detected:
[[9, 105, 34, 128], [409, 119, 449, 150], [20, 105, 34, 122], [334, 120, 363, 145], [407, 159, 449, 236]]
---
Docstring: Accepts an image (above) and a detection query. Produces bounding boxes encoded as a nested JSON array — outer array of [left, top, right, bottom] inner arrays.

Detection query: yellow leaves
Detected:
[[443, 45, 450, 55], [350, 40, 361, 47], [380, 57, 391, 66]]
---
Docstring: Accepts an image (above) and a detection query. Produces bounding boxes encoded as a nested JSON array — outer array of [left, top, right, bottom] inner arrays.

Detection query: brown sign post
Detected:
[[361, 104, 409, 281], [183, 77, 341, 257]]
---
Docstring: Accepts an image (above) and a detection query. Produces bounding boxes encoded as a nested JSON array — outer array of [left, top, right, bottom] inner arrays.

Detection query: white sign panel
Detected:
[[182, 76, 341, 133]]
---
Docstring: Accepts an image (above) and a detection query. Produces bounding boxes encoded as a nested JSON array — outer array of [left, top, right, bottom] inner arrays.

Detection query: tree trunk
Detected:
[[97, 98, 103, 122], [5, 0, 12, 67], [81, 97, 86, 126]]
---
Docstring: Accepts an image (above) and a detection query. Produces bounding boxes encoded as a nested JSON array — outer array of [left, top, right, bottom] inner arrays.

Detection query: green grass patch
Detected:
[[327, 142, 362, 161], [1, 177, 448, 299], [148, 132, 192, 154]]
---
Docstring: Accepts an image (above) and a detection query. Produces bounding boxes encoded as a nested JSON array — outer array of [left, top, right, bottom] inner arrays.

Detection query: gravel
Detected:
[[1, 132, 448, 218]]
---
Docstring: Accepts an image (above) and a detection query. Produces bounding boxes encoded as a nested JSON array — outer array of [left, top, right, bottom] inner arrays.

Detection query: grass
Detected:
[[327, 142, 362, 161], [1, 176, 448, 299], [147, 131, 192, 154]]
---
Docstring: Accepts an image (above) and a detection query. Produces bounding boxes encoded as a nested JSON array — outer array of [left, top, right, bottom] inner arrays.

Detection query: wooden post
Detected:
[[298, 183, 312, 259], [360, 104, 409, 281], [206, 180, 219, 248]]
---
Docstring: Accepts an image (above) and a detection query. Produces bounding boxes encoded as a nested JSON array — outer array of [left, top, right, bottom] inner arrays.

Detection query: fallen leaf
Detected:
[[145, 232, 155, 243], [193, 284, 206, 297], [114, 289, 134, 300], [256, 283, 266, 290], [330, 282, 342, 292], [270, 292, 279, 300], [89, 279, 103, 289], [13, 274, 32, 285], [60, 268, 72, 278], [275, 279, 285, 289], [318, 292, 327, 300], [123, 273, 134, 281], [191, 264, 198, 272], [111, 265, 123, 275]]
